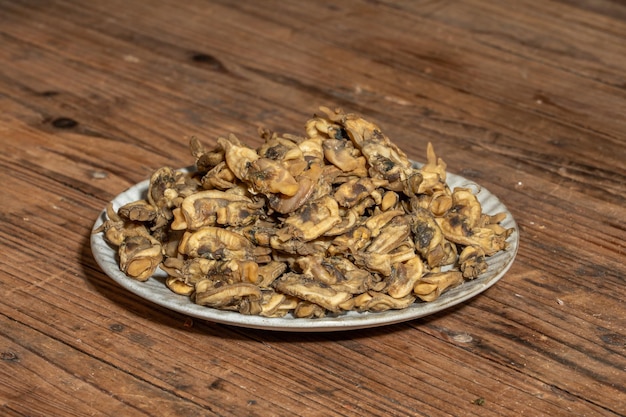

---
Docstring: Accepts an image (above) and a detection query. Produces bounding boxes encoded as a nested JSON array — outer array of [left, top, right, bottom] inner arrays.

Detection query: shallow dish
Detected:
[[91, 164, 518, 332]]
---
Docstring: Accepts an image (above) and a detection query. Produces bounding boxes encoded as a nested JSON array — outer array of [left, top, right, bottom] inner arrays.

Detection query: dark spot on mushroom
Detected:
[[334, 127, 349, 140], [321, 260, 344, 281], [51, 117, 78, 129], [352, 183, 368, 195], [448, 213, 463, 228], [414, 223, 434, 248], [299, 204, 314, 222], [123, 238, 142, 252], [264, 145, 283, 160], [377, 157, 395, 173]]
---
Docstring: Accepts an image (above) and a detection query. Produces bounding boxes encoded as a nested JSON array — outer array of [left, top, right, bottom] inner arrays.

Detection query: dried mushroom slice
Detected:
[[194, 281, 261, 309], [416, 142, 448, 194], [268, 162, 323, 214], [293, 301, 327, 319], [272, 273, 353, 313], [414, 271, 464, 302], [190, 136, 225, 173], [247, 157, 300, 196], [257, 133, 308, 177], [410, 207, 458, 268], [165, 276, 195, 296], [334, 177, 388, 208], [385, 256, 425, 299], [322, 138, 367, 174], [118, 200, 157, 222], [219, 135, 259, 182], [95, 203, 151, 247], [365, 215, 412, 254], [237, 289, 291, 317], [353, 291, 416, 312], [458, 245, 488, 279], [178, 226, 256, 260], [276, 195, 341, 242], [118, 234, 163, 282], [173, 189, 262, 230], [201, 161, 238, 190]]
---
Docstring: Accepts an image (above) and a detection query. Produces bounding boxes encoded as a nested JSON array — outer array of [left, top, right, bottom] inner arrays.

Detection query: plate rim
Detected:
[[90, 164, 519, 332]]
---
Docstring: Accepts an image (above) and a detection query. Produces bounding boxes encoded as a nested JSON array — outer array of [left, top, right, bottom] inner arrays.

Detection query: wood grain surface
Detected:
[[1, 0, 624, 416]]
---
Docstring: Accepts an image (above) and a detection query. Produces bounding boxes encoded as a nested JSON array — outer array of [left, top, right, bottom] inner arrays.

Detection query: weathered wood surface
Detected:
[[1, 0, 624, 416]]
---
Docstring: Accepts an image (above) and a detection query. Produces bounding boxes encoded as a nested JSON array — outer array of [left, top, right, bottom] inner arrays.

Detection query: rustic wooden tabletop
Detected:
[[1, 0, 624, 416]]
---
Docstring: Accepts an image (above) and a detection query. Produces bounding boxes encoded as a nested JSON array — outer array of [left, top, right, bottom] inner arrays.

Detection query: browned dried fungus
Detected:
[[95, 107, 514, 318]]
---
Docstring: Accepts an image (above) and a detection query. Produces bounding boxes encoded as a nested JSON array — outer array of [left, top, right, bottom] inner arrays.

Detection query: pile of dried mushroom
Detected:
[[95, 107, 513, 318]]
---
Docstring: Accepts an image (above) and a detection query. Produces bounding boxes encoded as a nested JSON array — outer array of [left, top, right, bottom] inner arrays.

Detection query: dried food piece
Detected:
[[95, 203, 149, 246], [334, 177, 388, 208], [325, 107, 414, 188], [194, 280, 261, 309], [172, 190, 262, 230], [458, 246, 488, 279], [414, 271, 464, 302], [416, 143, 448, 194], [294, 301, 327, 319], [410, 207, 453, 268], [273, 273, 353, 313], [322, 138, 368, 175], [257, 261, 288, 287], [268, 162, 323, 214], [118, 234, 163, 281], [148, 167, 201, 232], [296, 255, 339, 285], [325, 256, 379, 294], [178, 226, 256, 260], [380, 191, 400, 211], [353, 291, 416, 312], [386, 256, 425, 299], [166, 276, 195, 295], [276, 195, 341, 242], [365, 215, 412, 254], [328, 226, 372, 256], [190, 136, 225, 173], [257, 133, 308, 177], [238, 289, 293, 317], [201, 161, 238, 190], [118, 200, 157, 222]]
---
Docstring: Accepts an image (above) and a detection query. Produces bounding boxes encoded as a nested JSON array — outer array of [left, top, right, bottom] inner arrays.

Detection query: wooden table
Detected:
[[1, 0, 624, 416]]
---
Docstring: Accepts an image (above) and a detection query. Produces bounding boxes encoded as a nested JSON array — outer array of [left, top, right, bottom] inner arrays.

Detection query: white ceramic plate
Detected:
[[91, 164, 518, 332]]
